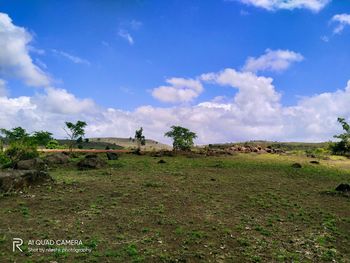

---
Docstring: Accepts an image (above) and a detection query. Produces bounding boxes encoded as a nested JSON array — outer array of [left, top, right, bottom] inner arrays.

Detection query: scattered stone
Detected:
[[158, 159, 166, 164], [0, 170, 53, 192], [310, 160, 320, 164], [292, 163, 302, 168], [335, 183, 350, 192], [45, 153, 70, 165], [210, 178, 216, 181], [106, 152, 118, 160], [77, 155, 107, 169], [16, 158, 47, 170]]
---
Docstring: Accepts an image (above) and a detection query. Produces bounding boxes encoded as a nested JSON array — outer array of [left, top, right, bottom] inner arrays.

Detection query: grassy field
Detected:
[[0, 153, 349, 262]]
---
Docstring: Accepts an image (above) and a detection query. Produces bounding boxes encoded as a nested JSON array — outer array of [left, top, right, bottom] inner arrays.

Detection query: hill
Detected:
[[89, 137, 172, 150]]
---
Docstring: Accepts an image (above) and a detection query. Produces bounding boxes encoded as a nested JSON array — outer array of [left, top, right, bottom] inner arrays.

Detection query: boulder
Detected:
[[0, 170, 53, 192], [106, 152, 118, 160], [310, 160, 320, 164], [77, 155, 107, 169], [158, 159, 166, 164], [291, 163, 302, 168], [16, 158, 47, 170], [45, 153, 70, 165], [335, 183, 350, 192]]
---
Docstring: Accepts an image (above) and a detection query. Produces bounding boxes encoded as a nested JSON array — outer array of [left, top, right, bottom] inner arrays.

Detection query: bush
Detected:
[[306, 147, 331, 159], [0, 151, 11, 168], [5, 141, 38, 166], [46, 140, 60, 149]]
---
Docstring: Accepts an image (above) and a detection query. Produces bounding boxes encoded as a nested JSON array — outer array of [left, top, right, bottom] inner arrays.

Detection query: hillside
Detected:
[[89, 137, 172, 150]]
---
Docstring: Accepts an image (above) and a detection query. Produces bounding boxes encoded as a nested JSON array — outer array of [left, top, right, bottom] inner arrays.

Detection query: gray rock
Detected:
[[45, 153, 70, 165], [0, 170, 52, 192], [16, 158, 47, 170], [106, 152, 118, 160], [77, 156, 107, 169]]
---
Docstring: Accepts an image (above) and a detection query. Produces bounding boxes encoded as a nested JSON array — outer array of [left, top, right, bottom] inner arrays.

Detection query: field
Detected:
[[0, 153, 349, 262]]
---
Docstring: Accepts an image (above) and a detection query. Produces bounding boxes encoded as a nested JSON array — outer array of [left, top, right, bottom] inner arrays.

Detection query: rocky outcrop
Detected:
[[77, 154, 107, 169], [45, 153, 70, 165], [204, 145, 285, 156], [0, 170, 53, 192], [16, 158, 47, 170], [106, 152, 118, 160]]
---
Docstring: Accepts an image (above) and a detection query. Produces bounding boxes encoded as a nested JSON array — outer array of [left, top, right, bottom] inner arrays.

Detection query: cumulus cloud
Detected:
[[51, 49, 90, 65], [242, 49, 304, 73], [331, 14, 350, 34], [152, 78, 203, 103], [236, 0, 331, 12], [0, 12, 50, 87]]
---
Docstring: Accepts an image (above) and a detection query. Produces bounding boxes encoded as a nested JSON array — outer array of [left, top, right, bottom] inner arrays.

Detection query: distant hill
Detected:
[[89, 137, 172, 150]]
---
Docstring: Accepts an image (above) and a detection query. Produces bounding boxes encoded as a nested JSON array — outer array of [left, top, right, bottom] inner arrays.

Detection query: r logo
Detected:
[[12, 238, 23, 252]]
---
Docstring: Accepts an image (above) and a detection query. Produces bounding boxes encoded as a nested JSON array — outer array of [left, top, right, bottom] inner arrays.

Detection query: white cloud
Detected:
[[0, 12, 50, 87], [242, 49, 304, 73], [118, 30, 134, 45], [236, 0, 331, 12], [152, 78, 203, 103], [331, 14, 350, 34], [0, 12, 349, 145], [51, 49, 90, 65]]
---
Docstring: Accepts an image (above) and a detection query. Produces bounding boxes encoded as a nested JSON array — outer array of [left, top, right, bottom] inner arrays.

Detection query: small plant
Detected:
[[63, 120, 87, 152], [46, 139, 60, 149], [134, 127, 146, 152]]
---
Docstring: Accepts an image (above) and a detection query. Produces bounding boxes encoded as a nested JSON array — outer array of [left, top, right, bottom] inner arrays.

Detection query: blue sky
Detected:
[[0, 0, 350, 143]]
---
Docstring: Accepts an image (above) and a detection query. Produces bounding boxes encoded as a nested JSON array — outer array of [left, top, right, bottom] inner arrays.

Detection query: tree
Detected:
[[0, 127, 29, 142], [32, 131, 53, 146], [135, 127, 146, 151], [331, 117, 350, 155], [64, 121, 87, 151], [164, 126, 197, 151]]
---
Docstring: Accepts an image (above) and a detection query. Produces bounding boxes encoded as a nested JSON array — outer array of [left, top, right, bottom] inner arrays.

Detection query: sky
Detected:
[[0, 0, 350, 144]]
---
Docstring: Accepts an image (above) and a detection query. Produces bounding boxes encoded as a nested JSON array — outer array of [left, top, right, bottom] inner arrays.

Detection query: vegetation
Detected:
[[45, 139, 61, 149], [330, 117, 350, 156], [63, 121, 87, 151], [4, 140, 38, 166], [0, 127, 29, 143], [32, 131, 53, 146], [165, 125, 197, 151], [134, 127, 146, 151], [0, 153, 349, 262]]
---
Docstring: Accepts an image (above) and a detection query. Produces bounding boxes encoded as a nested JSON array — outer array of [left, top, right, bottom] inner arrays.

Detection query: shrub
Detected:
[[0, 152, 11, 168], [5, 141, 38, 166], [306, 147, 331, 159], [46, 139, 60, 149]]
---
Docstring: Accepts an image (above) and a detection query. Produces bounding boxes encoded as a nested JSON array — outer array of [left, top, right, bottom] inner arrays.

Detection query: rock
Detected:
[[45, 153, 70, 165], [77, 155, 107, 169], [335, 183, 350, 192], [292, 163, 302, 168], [16, 158, 47, 170], [0, 170, 53, 192], [310, 160, 320, 164], [158, 159, 166, 164], [106, 152, 118, 160]]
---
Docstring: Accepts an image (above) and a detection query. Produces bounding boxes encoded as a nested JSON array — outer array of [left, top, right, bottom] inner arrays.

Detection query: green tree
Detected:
[[46, 139, 60, 149], [0, 127, 29, 143], [331, 117, 350, 155], [164, 126, 197, 151], [64, 121, 87, 151], [32, 131, 53, 146], [135, 127, 146, 151]]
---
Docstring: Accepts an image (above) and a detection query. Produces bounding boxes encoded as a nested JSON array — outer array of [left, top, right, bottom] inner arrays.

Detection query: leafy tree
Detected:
[[63, 121, 87, 151], [135, 127, 146, 151], [331, 117, 350, 155], [32, 131, 53, 146], [164, 126, 197, 151], [0, 127, 29, 143]]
